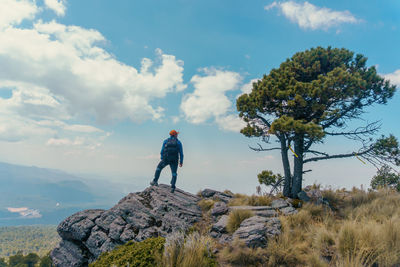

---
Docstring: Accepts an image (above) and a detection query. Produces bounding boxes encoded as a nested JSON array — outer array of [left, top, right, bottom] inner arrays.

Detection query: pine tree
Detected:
[[237, 47, 399, 198]]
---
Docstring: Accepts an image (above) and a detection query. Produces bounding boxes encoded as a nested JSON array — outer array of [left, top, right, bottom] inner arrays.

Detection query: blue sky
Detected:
[[0, 0, 399, 194]]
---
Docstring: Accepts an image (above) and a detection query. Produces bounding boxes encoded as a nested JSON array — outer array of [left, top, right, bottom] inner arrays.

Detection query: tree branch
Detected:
[[305, 150, 329, 156], [321, 98, 362, 129], [325, 121, 381, 137], [255, 115, 272, 128], [304, 147, 373, 164], [249, 143, 281, 152]]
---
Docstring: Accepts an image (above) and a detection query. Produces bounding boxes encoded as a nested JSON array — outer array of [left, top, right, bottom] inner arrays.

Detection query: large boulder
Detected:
[[51, 185, 202, 267], [233, 216, 281, 248]]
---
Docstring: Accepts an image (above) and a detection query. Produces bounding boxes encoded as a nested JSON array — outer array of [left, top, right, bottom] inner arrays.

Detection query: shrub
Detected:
[[160, 232, 217, 267], [371, 165, 400, 191], [90, 237, 165, 267], [226, 209, 254, 233]]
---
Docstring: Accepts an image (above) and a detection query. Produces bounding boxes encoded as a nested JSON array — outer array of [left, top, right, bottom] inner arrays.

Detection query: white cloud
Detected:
[[46, 136, 104, 150], [384, 70, 400, 86], [181, 68, 242, 124], [44, 0, 66, 16], [0, 0, 38, 29], [215, 114, 246, 132], [0, 2, 186, 146], [0, 20, 186, 123], [63, 124, 103, 133], [7, 207, 42, 218], [237, 78, 259, 98], [180, 68, 247, 132], [265, 1, 360, 30]]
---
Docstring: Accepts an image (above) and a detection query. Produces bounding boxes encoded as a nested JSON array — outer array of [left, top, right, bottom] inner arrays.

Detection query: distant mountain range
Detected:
[[0, 162, 141, 226]]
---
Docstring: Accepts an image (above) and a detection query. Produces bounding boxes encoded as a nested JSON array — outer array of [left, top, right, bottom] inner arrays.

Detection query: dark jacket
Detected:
[[160, 136, 183, 164]]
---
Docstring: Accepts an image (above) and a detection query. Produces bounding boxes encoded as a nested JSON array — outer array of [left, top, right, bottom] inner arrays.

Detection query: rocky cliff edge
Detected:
[[50, 185, 202, 266]]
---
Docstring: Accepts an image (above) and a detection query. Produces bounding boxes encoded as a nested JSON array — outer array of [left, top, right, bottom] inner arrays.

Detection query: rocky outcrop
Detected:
[[200, 188, 233, 203], [233, 216, 281, 248], [298, 187, 331, 208], [51, 185, 202, 267], [210, 198, 295, 247]]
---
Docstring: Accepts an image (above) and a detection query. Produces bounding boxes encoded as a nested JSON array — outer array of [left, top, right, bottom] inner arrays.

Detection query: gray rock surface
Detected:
[[211, 202, 228, 216], [51, 185, 202, 267], [271, 199, 290, 209], [210, 215, 229, 236], [200, 188, 233, 203], [280, 206, 298, 215], [229, 205, 278, 217], [229, 205, 274, 211], [298, 190, 311, 202], [233, 216, 281, 248]]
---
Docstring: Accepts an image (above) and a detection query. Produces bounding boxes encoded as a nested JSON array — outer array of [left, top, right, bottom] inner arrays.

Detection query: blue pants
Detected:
[[153, 159, 178, 188]]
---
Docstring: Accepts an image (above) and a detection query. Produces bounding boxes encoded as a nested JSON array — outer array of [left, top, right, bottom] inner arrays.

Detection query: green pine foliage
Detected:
[[371, 165, 400, 191], [237, 46, 399, 198], [90, 237, 165, 267], [0, 226, 59, 258]]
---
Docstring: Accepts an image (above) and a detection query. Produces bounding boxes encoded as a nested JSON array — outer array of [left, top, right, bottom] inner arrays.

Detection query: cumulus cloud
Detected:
[[0, 0, 38, 29], [181, 68, 241, 123], [265, 1, 360, 30], [7, 207, 42, 218], [215, 114, 246, 132], [384, 70, 400, 86], [237, 78, 259, 98], [44, 0, 67, 16], [181, 68, 245, 132], [0, 0, 186, 145]]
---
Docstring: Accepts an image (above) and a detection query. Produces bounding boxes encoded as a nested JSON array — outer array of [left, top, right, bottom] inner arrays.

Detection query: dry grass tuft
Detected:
[[226, 209, 254, 233], [197, 199, 216, 212], [160, 232, 217, 267], [313, 227, 336, 261], [229, 194, 272, 206], [219, 239, 266, 267], [265, 228, 310, 267]]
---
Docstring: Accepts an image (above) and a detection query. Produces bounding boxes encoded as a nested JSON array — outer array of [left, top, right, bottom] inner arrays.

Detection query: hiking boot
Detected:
[[170, 187, 175, 193], [150, 180, 158, 186]]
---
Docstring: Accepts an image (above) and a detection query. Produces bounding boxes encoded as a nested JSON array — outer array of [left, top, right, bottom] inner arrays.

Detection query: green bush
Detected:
[[90, 237, 165, 267]]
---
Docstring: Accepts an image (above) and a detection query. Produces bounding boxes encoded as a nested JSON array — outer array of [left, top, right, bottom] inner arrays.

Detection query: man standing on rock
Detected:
[[150, 130, 183, 193]]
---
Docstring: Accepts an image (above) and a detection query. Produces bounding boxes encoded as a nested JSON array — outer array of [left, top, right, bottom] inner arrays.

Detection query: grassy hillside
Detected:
[[0, 225, 59, 257], [91, 187, 400, 267]]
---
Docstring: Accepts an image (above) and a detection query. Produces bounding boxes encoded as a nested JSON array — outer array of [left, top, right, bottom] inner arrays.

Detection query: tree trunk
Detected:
[[291, 135, 304, 198], [279, 135, 292, 197]]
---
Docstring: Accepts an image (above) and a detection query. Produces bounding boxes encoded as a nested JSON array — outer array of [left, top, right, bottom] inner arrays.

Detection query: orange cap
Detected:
[[169, 130, 179, 136]]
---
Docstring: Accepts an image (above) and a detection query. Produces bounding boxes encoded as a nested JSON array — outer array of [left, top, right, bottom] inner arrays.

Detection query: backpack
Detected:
[[163, 138, 179, 160]]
